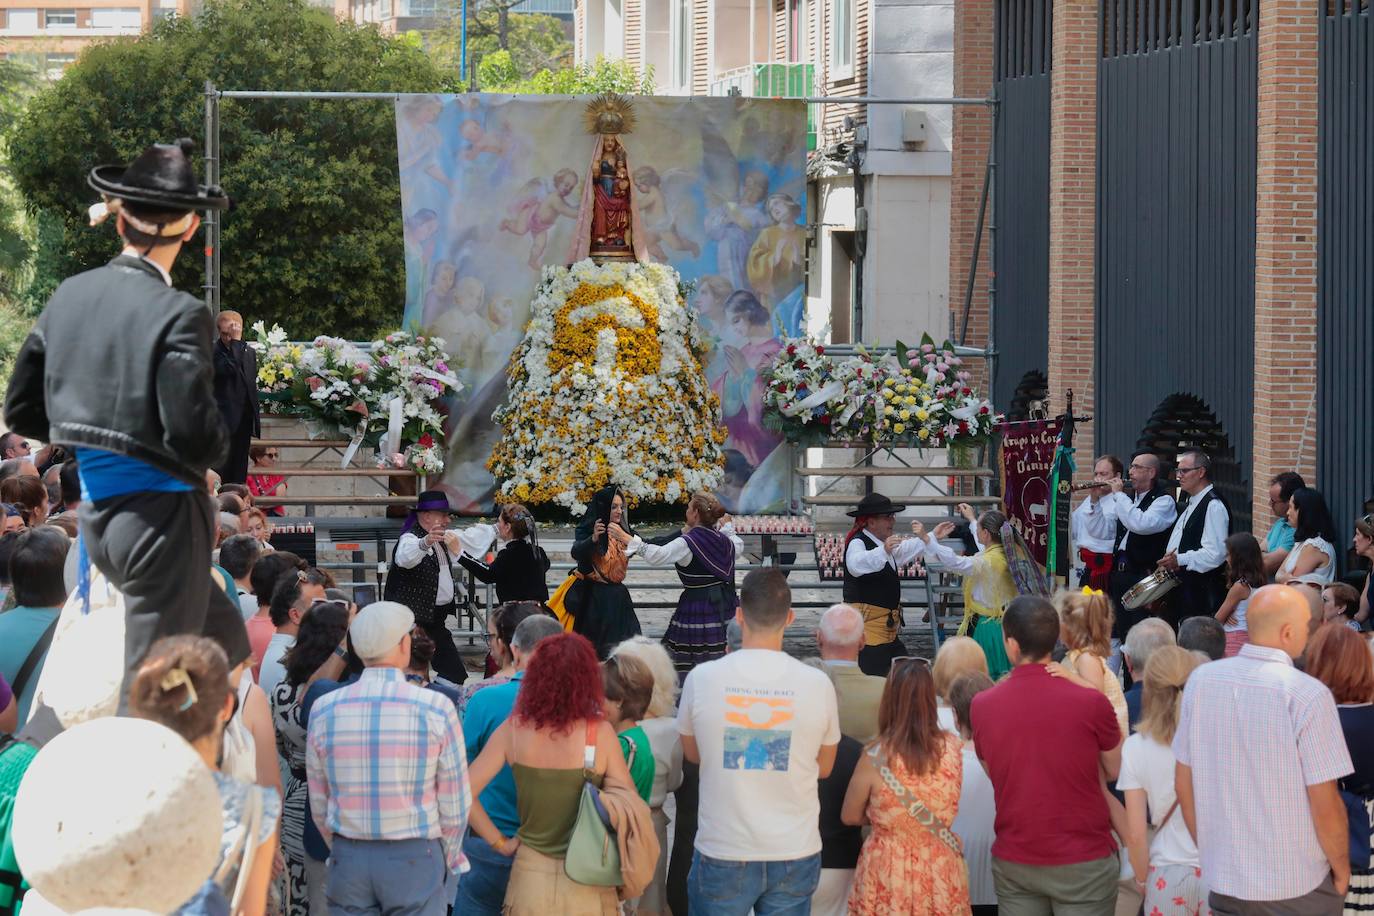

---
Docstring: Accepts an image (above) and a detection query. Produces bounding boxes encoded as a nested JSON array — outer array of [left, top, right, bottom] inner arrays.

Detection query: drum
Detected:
[[1121, 567, 1179, 610]]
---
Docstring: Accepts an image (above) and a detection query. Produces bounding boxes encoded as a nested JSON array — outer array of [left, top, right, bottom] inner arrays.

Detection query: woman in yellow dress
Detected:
[[921, 504, 1019, 680]]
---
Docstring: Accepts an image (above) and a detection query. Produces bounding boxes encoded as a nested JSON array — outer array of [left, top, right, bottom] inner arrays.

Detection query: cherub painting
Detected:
[[633, 166, 701, 260], [460, 119, 512, 161], [500, 168, 581, 270]]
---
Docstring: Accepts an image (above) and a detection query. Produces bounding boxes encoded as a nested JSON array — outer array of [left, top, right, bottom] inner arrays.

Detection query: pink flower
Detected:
[[307, 377, 323, 392], [921, 343, 935, 353], [924, 353, 938, 363]]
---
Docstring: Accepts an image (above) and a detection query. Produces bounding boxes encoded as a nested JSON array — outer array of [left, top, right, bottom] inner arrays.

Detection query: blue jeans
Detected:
[[687, 850, 822, 916], [326, 836, 448, 916], [452, 832, 513, 916]]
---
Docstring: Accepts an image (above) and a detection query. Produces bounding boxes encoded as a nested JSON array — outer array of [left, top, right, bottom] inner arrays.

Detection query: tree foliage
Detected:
[[480, 52, 654, 94], [8, 0, 453, 339], [423, 10, 571, 84]]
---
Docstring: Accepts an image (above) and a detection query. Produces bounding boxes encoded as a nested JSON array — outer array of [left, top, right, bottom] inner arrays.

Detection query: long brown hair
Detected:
[[0, 475, 45, 525], [877, 659, 947, 776]]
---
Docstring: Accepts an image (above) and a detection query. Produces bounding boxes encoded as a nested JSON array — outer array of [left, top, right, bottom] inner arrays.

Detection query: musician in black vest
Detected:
[[1102, 451, 1178, 640], [841, 493, 927, 675], [1157, 449, 1231, 622], [384, 490, 468, 683]]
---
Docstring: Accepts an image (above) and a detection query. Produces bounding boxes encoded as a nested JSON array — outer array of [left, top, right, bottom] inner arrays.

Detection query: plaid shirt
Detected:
[[306, 667, 471, 872], [1173, 643, 1352, 900]]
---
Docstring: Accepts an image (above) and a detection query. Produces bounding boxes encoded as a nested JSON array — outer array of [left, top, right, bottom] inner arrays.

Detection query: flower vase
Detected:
[[948, 441, 976, 469]]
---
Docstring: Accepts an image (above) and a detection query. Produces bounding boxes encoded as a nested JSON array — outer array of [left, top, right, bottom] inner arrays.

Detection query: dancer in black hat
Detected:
[[383, 489, 471, 683], [842, 492, 927, 675], [3, 138, 248, 710]]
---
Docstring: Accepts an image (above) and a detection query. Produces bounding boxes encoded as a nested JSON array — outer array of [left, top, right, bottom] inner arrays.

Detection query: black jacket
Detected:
[[459, 538, 551, 603], [213, 337, 260, 437], [4, 255, 228, 486]]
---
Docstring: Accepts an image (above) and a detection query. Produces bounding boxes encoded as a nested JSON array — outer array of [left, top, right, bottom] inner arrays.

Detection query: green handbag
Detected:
[[563, 723, 623, 887]]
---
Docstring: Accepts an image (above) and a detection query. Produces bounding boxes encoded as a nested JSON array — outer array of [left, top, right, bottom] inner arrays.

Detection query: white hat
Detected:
[[351, 601, 415, 661], [13, 718, 223, 913]]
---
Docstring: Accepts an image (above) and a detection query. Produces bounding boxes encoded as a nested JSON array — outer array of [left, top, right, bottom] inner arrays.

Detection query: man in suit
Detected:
[[816, 603, 886, 742], [212, 309, 260, 484]]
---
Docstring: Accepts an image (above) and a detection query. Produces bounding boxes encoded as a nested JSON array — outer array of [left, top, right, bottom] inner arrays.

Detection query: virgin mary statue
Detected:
[[568, 94, 650, 263]]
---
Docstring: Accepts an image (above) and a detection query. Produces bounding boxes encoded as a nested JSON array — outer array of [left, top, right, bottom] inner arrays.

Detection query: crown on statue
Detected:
[[583, 93, 637, 136]]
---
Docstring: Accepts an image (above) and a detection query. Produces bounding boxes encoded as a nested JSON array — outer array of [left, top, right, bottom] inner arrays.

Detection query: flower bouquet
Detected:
[[761, 340, 837, 446], [900, 334, 1001, 449]]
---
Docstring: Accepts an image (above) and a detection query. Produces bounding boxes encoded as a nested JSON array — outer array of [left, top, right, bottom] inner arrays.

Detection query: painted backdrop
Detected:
[[396, 94, 809, 513]]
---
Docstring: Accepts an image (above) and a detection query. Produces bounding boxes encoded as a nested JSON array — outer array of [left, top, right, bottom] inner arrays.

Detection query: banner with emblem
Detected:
[[998, 419, 1061, 567]]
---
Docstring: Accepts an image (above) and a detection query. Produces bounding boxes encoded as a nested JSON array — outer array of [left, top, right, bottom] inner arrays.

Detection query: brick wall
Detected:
[[1250, 0, 1320, 530], [1046, 0, 1096, 477], [949, 0, 991, 389]]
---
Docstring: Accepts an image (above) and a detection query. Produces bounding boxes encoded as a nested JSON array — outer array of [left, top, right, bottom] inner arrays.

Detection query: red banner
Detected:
[[998, 419, 1062, 566]]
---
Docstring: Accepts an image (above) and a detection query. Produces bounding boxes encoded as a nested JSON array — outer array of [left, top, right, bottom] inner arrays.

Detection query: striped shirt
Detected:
[[306, 666, 471, 872], [1173, 643, 1352, 900]]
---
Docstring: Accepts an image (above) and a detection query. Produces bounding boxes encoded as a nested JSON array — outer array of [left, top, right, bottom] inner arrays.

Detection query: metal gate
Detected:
[[991, 0, 1052, 411], [1095, 0, 1257, 532], [1317, 0, 1374, 548]]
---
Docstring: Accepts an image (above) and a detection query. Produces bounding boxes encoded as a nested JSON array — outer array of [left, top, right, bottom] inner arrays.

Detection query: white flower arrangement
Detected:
[[489, 259, 725, 515], [249, 323, 462, 475]]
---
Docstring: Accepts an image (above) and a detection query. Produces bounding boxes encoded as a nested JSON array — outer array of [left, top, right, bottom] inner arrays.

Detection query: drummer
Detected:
[[842, 493, 926, 675], [1102, 451, 1177, 643]]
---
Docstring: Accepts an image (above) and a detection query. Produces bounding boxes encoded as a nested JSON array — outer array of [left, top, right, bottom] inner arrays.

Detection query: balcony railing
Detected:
[[709, 61, 817, 151]]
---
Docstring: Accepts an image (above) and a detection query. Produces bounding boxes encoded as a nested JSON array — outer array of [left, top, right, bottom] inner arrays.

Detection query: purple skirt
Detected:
[[662, 582, 735, 675]]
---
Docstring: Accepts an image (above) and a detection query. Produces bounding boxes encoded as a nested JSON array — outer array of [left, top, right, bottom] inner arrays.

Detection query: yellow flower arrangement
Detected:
[[489, 259, 725, 515]]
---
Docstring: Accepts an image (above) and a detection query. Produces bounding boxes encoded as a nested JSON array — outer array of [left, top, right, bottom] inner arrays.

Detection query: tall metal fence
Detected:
[[1318, 0, 1374, 554]]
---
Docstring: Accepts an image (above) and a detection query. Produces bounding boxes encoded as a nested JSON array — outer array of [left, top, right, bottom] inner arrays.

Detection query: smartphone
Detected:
[[352, 584, 378, 607]]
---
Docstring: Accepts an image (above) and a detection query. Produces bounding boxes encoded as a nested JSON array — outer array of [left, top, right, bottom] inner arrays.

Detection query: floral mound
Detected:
[[489, 259, 725, 515]]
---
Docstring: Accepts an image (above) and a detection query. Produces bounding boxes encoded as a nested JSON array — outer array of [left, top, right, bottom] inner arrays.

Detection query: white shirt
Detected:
[[843, 530, 925, 576], [1277, 536, 1338, 586], [237, 588, 258, 622], [1117, 733, 1199, 868], [638, 716, 685, 809], [631, 524, 744, 566], [952, 740, 998, 906], [258, 632, 294, 697], [393, 531, 462, 605], [1071, 496, 1117, 554], [678, 649, 841, 861], [1165, 484, 1229, 573], [1102, 489, 1177, 551]]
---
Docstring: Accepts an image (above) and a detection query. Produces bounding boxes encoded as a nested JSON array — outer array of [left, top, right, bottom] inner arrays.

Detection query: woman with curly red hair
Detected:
[[464, 631, 634, 913]]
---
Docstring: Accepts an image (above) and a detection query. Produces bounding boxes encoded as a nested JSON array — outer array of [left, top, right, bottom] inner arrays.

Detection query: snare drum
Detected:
[[1121, 567, 1180, 610]]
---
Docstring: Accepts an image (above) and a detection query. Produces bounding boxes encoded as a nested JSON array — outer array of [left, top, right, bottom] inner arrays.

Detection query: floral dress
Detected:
[[849, 733, 971, 916], [271, 679, 311, 916]]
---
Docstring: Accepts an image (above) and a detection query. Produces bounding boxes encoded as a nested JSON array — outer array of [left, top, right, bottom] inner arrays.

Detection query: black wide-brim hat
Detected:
[[88, 138, 230, 212], [846, 493, 907, 517], [413, 490, 457, 513]]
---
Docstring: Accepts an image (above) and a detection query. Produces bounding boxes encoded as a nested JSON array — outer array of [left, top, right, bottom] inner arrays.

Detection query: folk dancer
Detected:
[[1101, 451, 1177, 642], [628, 491, 744, 676], [3, 139, 249, 712], [842, 493, 926, 676], [1071, 454, 1123, 591], [1157, 450, 1231, 621], [385, 489, 490, 684], [922, 505, 1020, 680]]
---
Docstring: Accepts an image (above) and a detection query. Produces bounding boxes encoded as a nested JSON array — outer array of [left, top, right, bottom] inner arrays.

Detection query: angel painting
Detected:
[[397, 96, 452, 203], [460, 119, 512, 160], [746, 192, 805, 310], [500, 169, 580, 270], [633, 166, 701, 260]]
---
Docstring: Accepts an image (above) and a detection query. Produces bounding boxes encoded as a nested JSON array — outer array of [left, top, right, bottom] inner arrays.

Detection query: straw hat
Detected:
[[13, 718, 223, 913]]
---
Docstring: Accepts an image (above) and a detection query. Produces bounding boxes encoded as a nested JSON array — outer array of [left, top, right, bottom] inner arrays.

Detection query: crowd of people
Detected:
[[0, 140, 1372, 916]]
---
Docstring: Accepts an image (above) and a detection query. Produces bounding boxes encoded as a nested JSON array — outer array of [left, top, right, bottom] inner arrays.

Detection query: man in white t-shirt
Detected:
[[678, 567, 841, 915]]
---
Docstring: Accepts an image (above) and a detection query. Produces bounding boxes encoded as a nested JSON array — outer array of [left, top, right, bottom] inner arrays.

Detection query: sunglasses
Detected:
[[891, 656, 933, 672]]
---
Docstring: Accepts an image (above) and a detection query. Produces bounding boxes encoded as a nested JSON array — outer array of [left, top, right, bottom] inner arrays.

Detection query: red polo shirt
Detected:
[[971, 662, 1121, 866]]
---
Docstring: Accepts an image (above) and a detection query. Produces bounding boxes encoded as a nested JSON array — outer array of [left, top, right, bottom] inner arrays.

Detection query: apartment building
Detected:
[[0, 0, 190, 77], [574, 0, 956, 346], [335, 0, 573, 35]]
